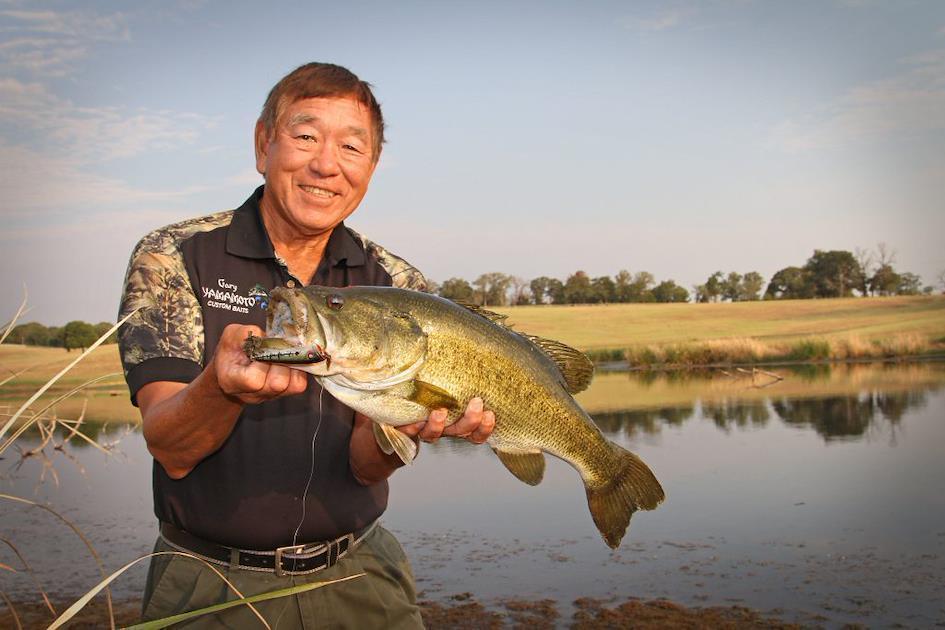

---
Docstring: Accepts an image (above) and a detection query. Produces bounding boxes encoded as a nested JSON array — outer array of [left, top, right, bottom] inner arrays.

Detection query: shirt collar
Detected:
[[226, 185, 365, 268]]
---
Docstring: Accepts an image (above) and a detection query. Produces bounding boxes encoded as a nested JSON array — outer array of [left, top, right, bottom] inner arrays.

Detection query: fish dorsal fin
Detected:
[[453, 301, 594, 394], [522, 334, 595, 394], [455, 301, 509, 324], [493, 447, 546, 486]]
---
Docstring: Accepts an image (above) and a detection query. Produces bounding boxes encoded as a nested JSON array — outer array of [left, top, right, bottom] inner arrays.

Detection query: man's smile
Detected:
[[299, 184, 338, 199]]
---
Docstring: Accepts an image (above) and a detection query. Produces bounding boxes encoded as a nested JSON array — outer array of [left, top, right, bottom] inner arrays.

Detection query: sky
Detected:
[[1, 0, 943, 325]]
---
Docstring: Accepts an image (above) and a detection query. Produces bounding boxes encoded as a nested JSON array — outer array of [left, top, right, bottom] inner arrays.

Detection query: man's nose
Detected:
[[308, 142, 341, 176]]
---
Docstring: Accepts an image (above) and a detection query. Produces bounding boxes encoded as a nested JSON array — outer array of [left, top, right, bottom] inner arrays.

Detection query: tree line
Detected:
[[8, 321, 117, 351], [435, 270, 691, 306], [433, 244, 940, 307], [763, 244, 929, 300], [7, 246, 940, 346]]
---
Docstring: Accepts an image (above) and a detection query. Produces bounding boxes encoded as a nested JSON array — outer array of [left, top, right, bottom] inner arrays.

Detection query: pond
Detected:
[[2, 362, 944, 626]]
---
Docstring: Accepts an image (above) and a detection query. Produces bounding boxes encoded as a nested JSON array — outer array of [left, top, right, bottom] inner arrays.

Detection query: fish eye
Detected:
[[327, 294, 344, 310]]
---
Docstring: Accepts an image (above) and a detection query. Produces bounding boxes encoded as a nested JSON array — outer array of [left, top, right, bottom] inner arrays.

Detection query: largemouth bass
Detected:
[[244, 285, 664, 547]]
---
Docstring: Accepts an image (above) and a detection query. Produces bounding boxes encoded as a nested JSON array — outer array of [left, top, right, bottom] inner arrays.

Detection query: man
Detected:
[[118, 62, 494, 628]]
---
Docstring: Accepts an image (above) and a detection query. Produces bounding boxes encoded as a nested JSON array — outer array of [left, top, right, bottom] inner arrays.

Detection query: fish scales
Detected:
[[381, 290, 612, 477]]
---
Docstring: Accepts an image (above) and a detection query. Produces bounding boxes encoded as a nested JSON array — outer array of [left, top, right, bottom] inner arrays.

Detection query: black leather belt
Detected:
[[159, 520, 377, 576]]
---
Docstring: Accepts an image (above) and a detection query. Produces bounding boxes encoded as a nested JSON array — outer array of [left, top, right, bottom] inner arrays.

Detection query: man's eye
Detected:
[[297, 134, 316, 142], [342, 144, 363, 153]]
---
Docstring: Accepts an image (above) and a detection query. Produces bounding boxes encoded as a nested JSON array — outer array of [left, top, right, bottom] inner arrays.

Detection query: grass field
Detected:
[[1, 295, 943, 424], [0, 343, 134, 424], [495, 295, 945, 365]]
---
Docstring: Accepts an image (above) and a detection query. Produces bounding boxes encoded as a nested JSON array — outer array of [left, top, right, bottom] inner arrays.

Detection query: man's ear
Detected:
[[254, 119, 269, 175]]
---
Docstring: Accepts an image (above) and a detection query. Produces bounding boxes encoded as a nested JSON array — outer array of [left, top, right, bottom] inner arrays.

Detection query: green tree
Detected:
[[722, 272, 743, 302], [897, 272, 922, 296], [62, 321, 98, 352], [740, 272, 765, 301], [804, 250, 865, 298], [627, 271, 655, 302], [706, 271, 724, 302], [438, 277, 474, 302], [8, 321, 52, 345], [590, 276, 616, 303], [764, 266, 813, 299], [529, 276, 555, 304], [47, 326, 64, 347], [547, 278, 566, 304], [868, 264, 900, 296], [94, 321, 119, 344], [472, 272, 511, 306], [563, 271, 593, 304], [613, 270, 632, 303], [508, 276, 532, 305], [651, 280, 689, 303]]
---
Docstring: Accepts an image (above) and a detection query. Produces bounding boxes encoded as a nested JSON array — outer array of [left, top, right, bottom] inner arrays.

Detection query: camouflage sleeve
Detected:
[[117, 211, 233, 400], [346, 227, 429, 292]]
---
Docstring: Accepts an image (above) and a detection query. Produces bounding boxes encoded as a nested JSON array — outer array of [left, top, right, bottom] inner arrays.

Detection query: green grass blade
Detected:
[[125, 573, 364, 630], [0, 310, 135, 452]]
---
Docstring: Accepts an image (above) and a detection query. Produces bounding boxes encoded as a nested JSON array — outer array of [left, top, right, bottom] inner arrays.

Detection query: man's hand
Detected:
[[214, 324, 308, 404], [348, 398, 496, 485], [400, 397, 496, 445]]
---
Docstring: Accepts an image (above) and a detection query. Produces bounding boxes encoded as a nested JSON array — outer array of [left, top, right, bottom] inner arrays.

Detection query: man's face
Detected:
[[255, 96, 377, 237]]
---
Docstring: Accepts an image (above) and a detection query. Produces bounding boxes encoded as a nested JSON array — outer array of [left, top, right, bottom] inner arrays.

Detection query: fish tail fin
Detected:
[[585, 443, 664, 549]]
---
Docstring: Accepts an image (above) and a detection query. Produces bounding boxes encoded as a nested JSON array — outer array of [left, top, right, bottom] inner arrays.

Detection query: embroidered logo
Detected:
[[249, 284, 270, 310], [201, 278, 257, 314]]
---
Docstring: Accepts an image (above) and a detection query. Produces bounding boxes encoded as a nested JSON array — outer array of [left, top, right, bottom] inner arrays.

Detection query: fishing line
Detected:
[[292, 383, 324, 549], [273, 385, 324, 630]]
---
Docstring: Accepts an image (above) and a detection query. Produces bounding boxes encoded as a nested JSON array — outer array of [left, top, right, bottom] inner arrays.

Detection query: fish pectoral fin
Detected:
[[407, 380, 461, 412], [492, 447, 546, 486], [373, 423, 419, 466]]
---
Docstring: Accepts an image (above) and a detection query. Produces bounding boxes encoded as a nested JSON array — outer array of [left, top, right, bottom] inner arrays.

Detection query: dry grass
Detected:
[[496, 296, 945, 367], [618, 333, 938, 367], [498, 295, 945, 347], [0, 344, 135, 426]]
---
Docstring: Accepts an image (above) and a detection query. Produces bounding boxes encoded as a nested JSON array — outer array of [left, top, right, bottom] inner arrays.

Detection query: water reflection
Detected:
[[701, 400, 771, 430], [589, 382, 939, 442], [770, 390, 928, 441], [591, 406, 694, 438], [585, 363, 945, 441]]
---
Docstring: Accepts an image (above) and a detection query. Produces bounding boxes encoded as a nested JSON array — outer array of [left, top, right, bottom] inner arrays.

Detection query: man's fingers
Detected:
[[442, 397, 483, 438], [287, 369, 309, 395], [418, 408, 447, 443], [466, 410, 495, 444]]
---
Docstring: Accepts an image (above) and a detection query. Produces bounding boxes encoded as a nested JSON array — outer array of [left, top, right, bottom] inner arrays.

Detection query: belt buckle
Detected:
[[328, 532, 355, 567], [274, 543, 308, 577]]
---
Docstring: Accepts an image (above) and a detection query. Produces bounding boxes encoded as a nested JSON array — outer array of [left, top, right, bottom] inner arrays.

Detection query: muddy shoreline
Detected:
[[2, 594, 802, 629]]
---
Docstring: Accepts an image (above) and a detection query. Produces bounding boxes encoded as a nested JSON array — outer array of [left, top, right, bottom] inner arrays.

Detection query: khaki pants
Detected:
[[141, 525, 423, 629]]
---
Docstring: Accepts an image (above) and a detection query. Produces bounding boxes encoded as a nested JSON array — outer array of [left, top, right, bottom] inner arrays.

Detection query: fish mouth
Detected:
[[246, 288, 330, 365]]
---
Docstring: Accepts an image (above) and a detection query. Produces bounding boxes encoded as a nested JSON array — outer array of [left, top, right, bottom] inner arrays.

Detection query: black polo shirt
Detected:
[[117, 187, 427, 548]]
